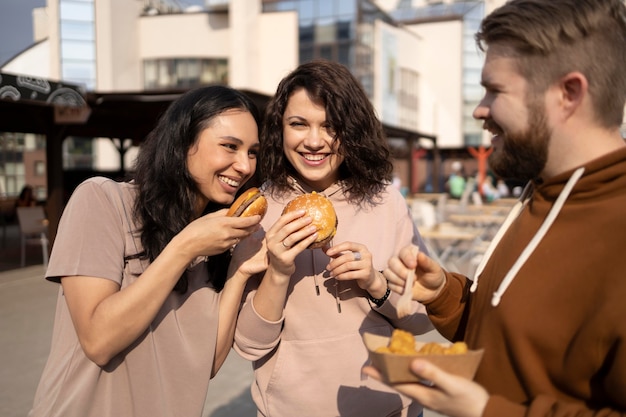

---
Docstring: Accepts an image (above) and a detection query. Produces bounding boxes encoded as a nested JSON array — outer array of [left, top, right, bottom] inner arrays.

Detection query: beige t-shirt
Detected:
[[29, 178, 220, 417]]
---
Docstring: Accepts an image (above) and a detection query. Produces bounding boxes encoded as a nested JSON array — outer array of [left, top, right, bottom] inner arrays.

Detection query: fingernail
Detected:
[[411, 359, 426, 373]]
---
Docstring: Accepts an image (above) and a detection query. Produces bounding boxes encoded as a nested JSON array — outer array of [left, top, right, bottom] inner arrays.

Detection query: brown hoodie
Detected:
[[428, 147, 626, 416]]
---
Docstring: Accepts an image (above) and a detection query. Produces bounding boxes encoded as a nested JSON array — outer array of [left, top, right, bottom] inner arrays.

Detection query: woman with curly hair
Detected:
[[234, 59, 432, 417], [29, 85, 266, 417]]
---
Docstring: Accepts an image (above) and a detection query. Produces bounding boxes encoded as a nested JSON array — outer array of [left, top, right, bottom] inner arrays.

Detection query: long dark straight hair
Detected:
[[133, 85, 261, 292]]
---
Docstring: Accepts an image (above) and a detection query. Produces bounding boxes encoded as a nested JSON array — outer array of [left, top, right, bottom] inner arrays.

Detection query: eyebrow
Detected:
[[221, 136, 260, 146], [480, 77, 502, 90], [220, 136, 244, 143]]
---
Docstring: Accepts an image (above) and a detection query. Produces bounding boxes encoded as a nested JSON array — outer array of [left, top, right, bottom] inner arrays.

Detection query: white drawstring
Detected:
[[470, 167, 585, 306], [470, 182, 532, 293]]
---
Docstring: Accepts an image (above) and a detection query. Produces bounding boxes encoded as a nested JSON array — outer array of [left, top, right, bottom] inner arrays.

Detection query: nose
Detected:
[[233, 152, 253, 177], [473, 94, 491, 120], [303, 127, 325, 149]]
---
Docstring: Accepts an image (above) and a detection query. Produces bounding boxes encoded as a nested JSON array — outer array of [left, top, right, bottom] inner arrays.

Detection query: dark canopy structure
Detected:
[[0, 71, 437, 245]]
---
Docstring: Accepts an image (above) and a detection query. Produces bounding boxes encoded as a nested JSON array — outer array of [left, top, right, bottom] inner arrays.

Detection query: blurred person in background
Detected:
[[445, 161, 466, 199], [16, 184, 37, 207]]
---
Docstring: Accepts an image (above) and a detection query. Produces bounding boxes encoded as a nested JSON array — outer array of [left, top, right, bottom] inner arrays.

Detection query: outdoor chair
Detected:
[[16, 206, 49, 267]]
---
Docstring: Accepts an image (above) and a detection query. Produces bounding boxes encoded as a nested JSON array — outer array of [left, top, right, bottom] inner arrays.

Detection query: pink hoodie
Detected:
[[235, 180, 432, 417]]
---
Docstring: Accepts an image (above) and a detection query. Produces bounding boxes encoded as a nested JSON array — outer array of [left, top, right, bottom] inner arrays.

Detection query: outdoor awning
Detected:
[[0, 71, 439, 244]]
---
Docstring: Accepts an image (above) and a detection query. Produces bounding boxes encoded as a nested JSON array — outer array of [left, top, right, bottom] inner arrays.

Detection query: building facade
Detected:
[[1, 0, 508, 197]]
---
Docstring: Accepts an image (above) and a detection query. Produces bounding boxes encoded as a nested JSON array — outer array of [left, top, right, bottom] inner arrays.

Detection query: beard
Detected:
[[488, 99, 550, 182]]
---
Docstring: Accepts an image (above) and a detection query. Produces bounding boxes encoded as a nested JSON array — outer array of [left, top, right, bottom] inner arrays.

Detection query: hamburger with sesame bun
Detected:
[[282, 192, 338, 249]]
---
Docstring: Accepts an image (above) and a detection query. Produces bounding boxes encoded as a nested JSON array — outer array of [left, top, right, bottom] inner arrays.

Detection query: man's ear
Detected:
[[559, 72, 587, 117]]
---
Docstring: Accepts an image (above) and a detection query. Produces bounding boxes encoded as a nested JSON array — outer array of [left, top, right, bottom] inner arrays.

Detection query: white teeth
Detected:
[[304, 154, 326, 161], [219, 176, 239, 187]]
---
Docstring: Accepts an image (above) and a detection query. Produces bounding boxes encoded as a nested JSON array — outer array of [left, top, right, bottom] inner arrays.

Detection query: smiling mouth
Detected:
[[483, 121, 503, 139], [218, 175, 241, 188], [302, 153, 328, 162]]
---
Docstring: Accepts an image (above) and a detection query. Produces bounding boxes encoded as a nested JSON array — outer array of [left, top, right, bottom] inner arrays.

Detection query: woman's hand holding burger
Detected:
[[177, 210, 260, 261], [264, 209, 318, 281]]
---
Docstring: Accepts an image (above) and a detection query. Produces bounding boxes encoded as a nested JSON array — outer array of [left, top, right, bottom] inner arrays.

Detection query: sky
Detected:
[[0, 0, 46, 66]]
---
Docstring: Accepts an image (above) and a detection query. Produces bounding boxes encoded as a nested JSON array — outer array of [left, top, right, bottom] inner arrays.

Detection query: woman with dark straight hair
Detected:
[[29, 85, 267, 417]]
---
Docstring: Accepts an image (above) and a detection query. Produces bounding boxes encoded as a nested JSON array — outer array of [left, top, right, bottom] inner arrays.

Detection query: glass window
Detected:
[[338, 42, 352, 67], [5, 163, 16, 175], [15, 134, 25, 150], [338, 0, 356, 16], [187, 59, 201, 79], [319, 44, 333, 61], [275, 1, 296, 12], [63, 137, 94, 169], [263, 3, 277, 12], [297, 0, 314, 21], [60, 0, 95, 90], [300, 24, 314, 43], [144, 58, 229, 89], [34, 186, 47, 200], [315, 20, 336, 44], [176, 59, 188, 82], [337, 20, 352, 40], [159, 60, 176, 87], [317, 0, 334, 18], [216, 59, 228, 84], [299, 45, 314, 63], [360, 74, 373, 97], [62, 61, 96, 81], [60, 21, 94, 41], [34, 161, 46, 176], [60, 1, 94, 22], [6, 177, 17, 196], [144, 60, 158, 88], [358, 25, 374, 46], [61, 40, 95, 61], [200, 61, 215, 84]]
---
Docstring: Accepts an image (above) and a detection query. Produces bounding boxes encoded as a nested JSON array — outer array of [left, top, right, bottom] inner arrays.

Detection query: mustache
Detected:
[[483, 120, 501, 134]]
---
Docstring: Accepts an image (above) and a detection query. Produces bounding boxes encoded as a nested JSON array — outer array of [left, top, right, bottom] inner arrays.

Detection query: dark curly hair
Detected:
[[133, 85, 261, 293], [260, 59, 393, 206]]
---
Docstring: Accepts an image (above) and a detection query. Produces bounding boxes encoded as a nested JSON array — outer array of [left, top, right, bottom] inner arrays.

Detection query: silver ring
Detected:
[[354, 251, 362, 261], [282, 240, 290, 248]]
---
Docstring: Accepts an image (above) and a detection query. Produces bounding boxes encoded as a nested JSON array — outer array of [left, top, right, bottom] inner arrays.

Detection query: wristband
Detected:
[[368, 275, 390, 307]]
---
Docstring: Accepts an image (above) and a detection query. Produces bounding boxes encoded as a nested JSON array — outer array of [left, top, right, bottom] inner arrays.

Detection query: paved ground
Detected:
[[1, 222, 48, 273], [0, 222, 446, 417], [0, 264, 448, 417]]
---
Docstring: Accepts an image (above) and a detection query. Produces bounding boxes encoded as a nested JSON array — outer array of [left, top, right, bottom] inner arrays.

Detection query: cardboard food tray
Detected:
[[363, 332, 484, 383]]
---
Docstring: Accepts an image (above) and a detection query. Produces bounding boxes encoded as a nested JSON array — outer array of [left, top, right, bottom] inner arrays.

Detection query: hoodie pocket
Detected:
[[263, 326, 409, 417]]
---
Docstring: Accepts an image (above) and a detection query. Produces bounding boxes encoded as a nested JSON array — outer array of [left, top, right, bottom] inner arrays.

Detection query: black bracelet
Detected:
[[368, 286, 390, 308]]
